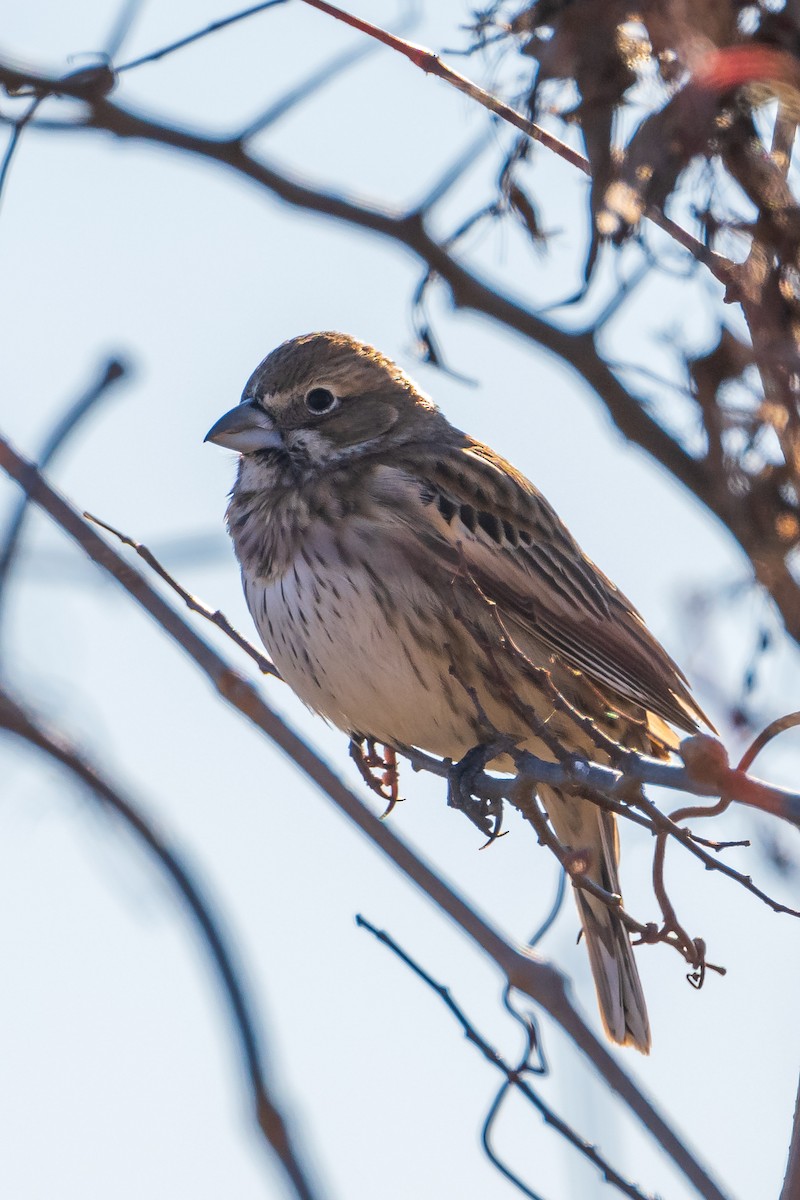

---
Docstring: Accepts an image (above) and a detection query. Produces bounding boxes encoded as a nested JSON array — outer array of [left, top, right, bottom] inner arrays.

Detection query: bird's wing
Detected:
[[380, 439, 710, 734]]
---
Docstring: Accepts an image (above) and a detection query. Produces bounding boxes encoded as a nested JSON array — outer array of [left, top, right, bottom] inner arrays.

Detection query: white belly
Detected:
[[243, 547, 473, 756]]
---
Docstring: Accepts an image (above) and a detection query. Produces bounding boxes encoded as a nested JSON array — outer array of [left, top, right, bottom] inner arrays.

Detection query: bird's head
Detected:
[[204, 331, 444, 474]]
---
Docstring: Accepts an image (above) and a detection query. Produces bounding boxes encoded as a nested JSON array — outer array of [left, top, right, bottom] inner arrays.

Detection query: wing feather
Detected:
[[378, 439, 710, 734]]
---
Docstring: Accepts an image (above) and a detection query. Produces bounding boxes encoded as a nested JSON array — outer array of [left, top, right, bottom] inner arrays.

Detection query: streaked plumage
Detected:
[[206, 331, 709, 1052]]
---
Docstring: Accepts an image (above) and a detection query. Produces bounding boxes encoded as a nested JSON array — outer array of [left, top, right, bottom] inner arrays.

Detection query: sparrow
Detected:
[[206, 331, 709, 1052]]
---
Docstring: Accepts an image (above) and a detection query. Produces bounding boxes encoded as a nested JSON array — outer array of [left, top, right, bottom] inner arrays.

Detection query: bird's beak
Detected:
[[204, 401, 283, 453]]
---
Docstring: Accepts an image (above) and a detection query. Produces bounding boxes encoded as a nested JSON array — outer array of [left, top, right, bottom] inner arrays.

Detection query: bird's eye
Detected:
[[305, 387, 338, 414]]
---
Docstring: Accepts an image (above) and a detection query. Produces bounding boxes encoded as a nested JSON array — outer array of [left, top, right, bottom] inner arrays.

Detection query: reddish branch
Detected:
[[297, 0, 733, 282]]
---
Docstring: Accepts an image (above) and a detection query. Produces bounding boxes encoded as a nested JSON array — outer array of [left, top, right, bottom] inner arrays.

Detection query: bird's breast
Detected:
[[240, 519, 480, 756]]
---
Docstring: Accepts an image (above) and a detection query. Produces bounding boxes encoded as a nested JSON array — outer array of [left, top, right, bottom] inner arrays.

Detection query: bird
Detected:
[[205, 331, 709, 1052]]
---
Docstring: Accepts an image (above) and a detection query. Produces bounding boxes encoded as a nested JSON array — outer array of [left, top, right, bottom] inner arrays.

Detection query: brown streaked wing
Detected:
[[383, 438, 711, 734]]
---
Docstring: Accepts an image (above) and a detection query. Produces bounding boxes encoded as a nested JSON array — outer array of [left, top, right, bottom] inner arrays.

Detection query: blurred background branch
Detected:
[[0, 356, 129, 650], [2, 3, 800, 1198], [0, 683, 322, 1200]]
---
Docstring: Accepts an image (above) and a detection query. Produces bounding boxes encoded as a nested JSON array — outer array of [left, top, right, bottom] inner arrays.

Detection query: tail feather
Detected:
[[574, 888, 651, 1052], [539, 786, 651, 1053]]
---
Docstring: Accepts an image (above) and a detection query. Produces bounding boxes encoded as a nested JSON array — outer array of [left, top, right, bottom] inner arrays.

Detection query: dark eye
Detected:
[[305, 387, 338, 414]]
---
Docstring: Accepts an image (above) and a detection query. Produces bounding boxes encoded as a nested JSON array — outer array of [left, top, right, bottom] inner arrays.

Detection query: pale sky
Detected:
[[1, 4, 799, 1200]]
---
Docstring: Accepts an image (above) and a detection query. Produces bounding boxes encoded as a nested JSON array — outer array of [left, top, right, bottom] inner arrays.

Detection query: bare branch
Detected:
[[0, 684, 322, 1200], [116, 1, 289, 74], [357, 915, 657, 1200], [104, 0, 147, 60], [782, 1072, 800, 1200], [0, 95, 41, 208], [402, 734, 800, 922], [738, 711, 800, 774], [412, 129, 495, 214], [83, 512, 280, 678], [296, 0, 734, 284], [528, 867, 567, 949], [0, 357, 128, 637], [239, 2, 419, 140]]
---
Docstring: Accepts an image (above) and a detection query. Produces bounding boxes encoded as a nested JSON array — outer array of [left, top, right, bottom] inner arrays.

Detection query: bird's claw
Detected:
[[349, 736, 401, 815], [447, 743, 506, 844]]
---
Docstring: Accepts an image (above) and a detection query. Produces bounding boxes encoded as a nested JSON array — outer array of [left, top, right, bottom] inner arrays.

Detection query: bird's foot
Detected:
[[349, 736, 401, 815], [447, 742, 507, 844]]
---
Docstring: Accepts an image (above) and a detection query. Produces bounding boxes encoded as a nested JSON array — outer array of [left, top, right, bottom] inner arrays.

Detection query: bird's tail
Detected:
[[539, 785, 651, 1053]]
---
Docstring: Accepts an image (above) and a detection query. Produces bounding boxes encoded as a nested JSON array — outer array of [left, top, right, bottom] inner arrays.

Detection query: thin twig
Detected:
[[592, 258, 652, 332], [240, 38, 374, 138], [738, 711, 800, 774], [104, 0, 147, 59], [482, 984, 549, 1200], [0, 684, 321, 1200], [297, 0, 735, 286], [780, 1071, 800, 1200], [240, 1, 419, 139], [83, 512, 280, 678], [630, 776, 800, 919], [481, 1082, 547, 1200], [528, 867, 567, 948], [0, 357, 128, 637], [116, 0, 289, 73], [412, 129, 495, 213], [357, 915, 657, 1200], [0, 96, 41, 208]]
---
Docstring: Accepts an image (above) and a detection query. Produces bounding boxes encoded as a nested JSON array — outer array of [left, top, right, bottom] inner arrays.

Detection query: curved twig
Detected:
[[0, 684, 321, 1200], [738, 711, 800, 774], [357, 915, 657, 1200], [0, 357, 128, 635]]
